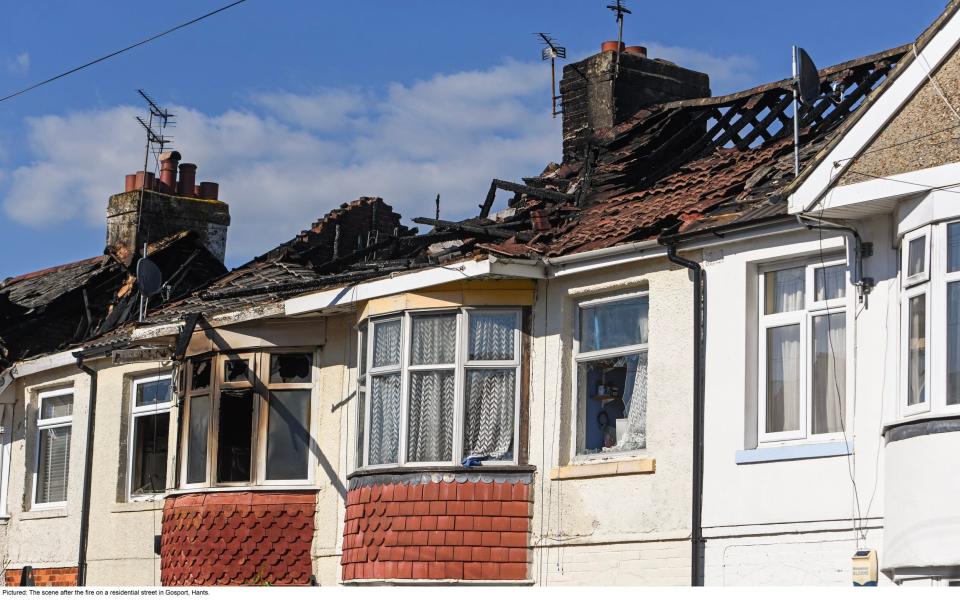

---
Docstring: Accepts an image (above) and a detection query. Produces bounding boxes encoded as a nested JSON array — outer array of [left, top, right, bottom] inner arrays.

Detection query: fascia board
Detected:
[[284, 259, 495, 317]]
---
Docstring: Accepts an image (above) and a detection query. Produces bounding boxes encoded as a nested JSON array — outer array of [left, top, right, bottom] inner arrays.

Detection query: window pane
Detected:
[[223, 359, 250, 383], [186, 395, 209, 484], [766, 325, 801, 433], [270, 353, 312, 384], [814, 265, 846, 302], [191, 359, 211, 390], [356, 390, 366, 469], [407, 370, 455, 462], [372, 320, 402, 368], [469, 313, 517, 361], [580, 296, 648, 353], [463, 369, 516, 460], [36, 426, 70, 504], [950, 283, 960, 405], [358, 326, 368, 377], [410, 314, 457, 365], [216, 390, 253, 483], [949, 223, 960, 273], [907, 236, 926, 277], [41, 394, 73, 420], [131, 413, 169, 495], [266, 390, 310, 480], [908, 294, 926, 406], [136, 379, 171, 407], [369, 373, 401, 465], [812, 314, 846, 434], [764, 268, 805, 314], [578, 353, 647, 454]]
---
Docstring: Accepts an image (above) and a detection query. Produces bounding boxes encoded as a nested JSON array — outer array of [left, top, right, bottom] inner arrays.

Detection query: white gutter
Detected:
[[0, 348, 83, 396]]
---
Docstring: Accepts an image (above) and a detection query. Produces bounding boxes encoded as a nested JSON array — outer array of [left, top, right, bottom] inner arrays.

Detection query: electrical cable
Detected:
[[0, 0, 249, 104]]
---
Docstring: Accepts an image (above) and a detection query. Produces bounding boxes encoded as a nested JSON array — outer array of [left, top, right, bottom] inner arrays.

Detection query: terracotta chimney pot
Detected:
[[177, 163, 197, 197]]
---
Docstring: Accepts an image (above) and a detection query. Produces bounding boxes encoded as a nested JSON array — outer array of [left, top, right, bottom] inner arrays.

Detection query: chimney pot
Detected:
[[601, 41, 625, 53], [134, 171, 156, 191], [177, 163, 197, 197], [125, 174, 137, 192], [158, 150, 181, 194], [198, 181, 219, 200], [624, 45, 647, 57]]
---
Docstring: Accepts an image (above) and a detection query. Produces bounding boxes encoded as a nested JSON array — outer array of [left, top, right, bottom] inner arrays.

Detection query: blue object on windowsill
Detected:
[[461, 455, 491, 467]]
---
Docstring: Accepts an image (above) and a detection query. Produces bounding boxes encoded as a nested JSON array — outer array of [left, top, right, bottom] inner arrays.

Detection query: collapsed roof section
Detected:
[[81, 43, 913, 346], [0, 232, 226, 369]]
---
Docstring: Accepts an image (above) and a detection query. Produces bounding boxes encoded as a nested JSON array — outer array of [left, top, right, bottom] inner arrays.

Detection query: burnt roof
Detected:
[[77, 43, 914, 348], [0, 231, 226, 369]]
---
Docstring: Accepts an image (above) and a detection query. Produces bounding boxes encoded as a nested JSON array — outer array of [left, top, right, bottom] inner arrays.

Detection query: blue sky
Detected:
[[0, 0, 946, 276]]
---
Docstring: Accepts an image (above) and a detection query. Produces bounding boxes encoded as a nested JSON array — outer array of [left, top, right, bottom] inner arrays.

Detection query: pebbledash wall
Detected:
[[524, 259, 695, 586]]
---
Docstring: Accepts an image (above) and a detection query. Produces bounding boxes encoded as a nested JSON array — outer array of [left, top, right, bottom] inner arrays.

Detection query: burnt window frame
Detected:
[[178, 349, 317, 490]]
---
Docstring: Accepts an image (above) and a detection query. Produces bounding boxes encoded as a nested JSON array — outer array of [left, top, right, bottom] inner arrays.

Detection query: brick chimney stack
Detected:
[[107, 155, 230, 265], [559, 41, 711, 163]]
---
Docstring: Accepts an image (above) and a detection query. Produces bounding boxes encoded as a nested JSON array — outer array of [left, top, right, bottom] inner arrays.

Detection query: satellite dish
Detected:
[[796, 47, 821, 105], [136, 257, 163, 297]]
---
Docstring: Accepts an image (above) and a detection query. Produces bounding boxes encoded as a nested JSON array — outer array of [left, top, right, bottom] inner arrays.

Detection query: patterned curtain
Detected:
[[607, 353, 647, 452], [407, 371, 455, 462], [369, 373, 401, 464], [410, 314, 457, 365], [469, 313, 515, 360], [463, 369, 515, 460], [372, 320, 402, 368]]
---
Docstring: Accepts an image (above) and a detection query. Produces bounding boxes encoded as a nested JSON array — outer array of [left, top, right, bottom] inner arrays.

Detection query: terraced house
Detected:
[[2, 1, 960, 587]]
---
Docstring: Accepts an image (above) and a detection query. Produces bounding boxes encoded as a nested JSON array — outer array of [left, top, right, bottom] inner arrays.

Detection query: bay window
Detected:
[[128, 374, 172, 499], [574, 292, 649, 456], [180, 350, 315, 488], [758, 260, 849, 442], [359, 308, 522, 468], [34, 388, 73, 508], [901, 220, 960, 416]]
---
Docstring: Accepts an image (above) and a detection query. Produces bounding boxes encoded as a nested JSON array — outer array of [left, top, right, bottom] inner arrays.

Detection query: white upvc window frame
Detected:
[[32, 387, 74, 510], [757, 258, 852, 445], [360, 307, 522, 469], [572, 290, 649, 460], [899, 224, 934, 418], [943, 220, 960, 412], [179, 349, 318, 491], [903, 225, 932, 288], [127, 374, 173, 501]]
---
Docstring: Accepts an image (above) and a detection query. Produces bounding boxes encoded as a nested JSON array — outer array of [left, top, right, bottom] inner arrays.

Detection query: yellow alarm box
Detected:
[[852, 549, 878, 586]]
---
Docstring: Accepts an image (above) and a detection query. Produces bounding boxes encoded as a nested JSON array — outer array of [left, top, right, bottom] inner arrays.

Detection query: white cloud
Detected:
[[2, 59, 560, 263], [6, 52, 29, 74], [0, 44, 757, 264]]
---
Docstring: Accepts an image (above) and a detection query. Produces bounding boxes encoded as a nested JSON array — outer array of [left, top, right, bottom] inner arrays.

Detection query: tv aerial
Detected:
[[536, 33, 566, 117]]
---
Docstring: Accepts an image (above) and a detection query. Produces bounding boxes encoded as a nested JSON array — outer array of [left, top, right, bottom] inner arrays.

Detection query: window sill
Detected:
[[20, 507, 68, 520], [551, 458, 656, 480], [166, 484, 321, 497], [347, 464, 535, 480], [735, 441, 853, 464]]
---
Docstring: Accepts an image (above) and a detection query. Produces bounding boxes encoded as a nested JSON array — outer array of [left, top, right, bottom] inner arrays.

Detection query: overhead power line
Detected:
[[0, 0, 249, 104]]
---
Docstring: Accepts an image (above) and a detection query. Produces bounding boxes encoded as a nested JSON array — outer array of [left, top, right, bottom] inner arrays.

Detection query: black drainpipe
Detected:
[[74, 353, 99, 587], [661, 240, 705, 586]]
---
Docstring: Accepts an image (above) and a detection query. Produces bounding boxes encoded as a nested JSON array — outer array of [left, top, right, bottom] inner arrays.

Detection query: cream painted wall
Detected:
[[527, 258, 695, 585], [3, 365, 90, 572]]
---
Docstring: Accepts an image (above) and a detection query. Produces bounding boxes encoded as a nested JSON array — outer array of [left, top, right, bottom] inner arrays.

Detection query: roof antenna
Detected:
[[536, 33, 566, 117], [791, 46, 820, 177], [134, 89, 174, 258], [606, 0, 631, 78]]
